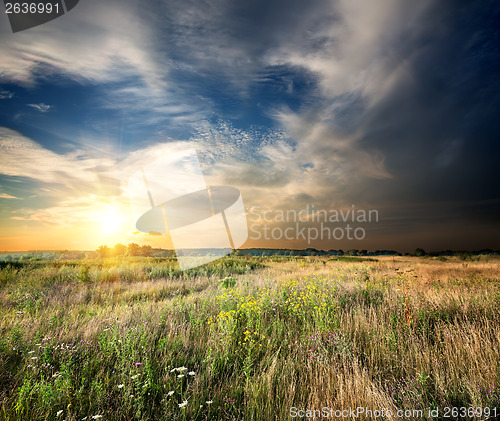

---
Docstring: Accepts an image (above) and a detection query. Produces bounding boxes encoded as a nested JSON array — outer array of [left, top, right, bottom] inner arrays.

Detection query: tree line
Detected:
[[94, 243, 154, 258]]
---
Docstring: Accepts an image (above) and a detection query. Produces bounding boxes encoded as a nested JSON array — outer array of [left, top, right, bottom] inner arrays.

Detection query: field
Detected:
[[1, 255, 499, 420]]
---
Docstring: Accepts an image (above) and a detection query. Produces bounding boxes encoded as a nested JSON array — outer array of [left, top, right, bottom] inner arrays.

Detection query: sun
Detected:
[[85, 201, 131, 246], [98, 207, 126, 234]]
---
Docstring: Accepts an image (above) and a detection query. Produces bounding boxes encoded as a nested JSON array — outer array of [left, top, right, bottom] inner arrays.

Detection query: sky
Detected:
[[0, 0, 499, 253]]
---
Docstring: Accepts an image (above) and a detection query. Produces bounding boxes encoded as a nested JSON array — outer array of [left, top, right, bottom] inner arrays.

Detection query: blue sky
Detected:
[[0, 0, 499, 251]]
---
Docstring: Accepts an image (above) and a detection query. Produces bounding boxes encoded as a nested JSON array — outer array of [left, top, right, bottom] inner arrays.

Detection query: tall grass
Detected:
[[0, 256, 499, 420]]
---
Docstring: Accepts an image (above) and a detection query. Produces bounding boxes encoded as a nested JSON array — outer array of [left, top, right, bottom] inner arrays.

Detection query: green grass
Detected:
[[0, 256, 499, 420]]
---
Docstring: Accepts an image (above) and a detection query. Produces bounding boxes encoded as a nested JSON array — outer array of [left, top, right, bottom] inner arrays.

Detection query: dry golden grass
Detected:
[[0, 255, 499, 420]]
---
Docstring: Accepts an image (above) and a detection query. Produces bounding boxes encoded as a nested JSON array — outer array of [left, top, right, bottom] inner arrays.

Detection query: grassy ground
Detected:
[[0, 255, 499, 420]]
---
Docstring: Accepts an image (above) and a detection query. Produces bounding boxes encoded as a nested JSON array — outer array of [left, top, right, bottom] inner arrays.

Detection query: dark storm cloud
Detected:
[[220, 0, 500, 250], [354, 0, 500, 213]]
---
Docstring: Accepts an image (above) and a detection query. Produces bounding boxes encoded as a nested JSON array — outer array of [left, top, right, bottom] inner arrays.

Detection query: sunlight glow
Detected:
[[98, 206, 126, 234]]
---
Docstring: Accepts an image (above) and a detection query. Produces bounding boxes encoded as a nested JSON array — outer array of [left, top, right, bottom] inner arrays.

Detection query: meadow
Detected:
[[0, 254, 499, 420]]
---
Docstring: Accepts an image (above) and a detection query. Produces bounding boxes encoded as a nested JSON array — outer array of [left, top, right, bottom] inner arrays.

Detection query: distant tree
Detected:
[[414, 248, 426, 257], [304, 248, 318, 256], [126, 243, 141, 256], [458, 252, 471, 261], [4, 255, 12, 262], [346, 249, 359, 256], [140, 245, 152, 257], [112, 243, 127, 257], [97, 245, 110, 258]]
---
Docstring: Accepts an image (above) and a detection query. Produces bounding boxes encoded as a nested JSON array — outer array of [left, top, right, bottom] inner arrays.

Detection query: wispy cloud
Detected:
[[268, 0, 432, 99], [0, 127, 118, 194], [0, 193, 20, 199], [0, 0, 168, 95], [0, 90, 14, 99], [27, 103, 53, 113], [9, 196, 128, 226]]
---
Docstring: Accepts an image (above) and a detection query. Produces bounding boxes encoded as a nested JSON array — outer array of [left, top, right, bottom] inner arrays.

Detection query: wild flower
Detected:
[[167, 390, 174, 396], [178, 400, 188, 408], [188, 371, 195, 376], [56, 410, 63, 416], [206, 400, 213, 404], [177, 374, 184, 378], [118, 384, 124, 389], [131, 374, 140, 380]]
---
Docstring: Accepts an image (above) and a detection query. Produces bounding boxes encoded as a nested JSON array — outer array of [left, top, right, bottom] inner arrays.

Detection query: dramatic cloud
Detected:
[[0, 0, 498, 251]]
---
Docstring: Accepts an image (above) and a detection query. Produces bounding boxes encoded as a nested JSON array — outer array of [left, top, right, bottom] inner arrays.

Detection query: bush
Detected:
[[219, 276, 237, 289]]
